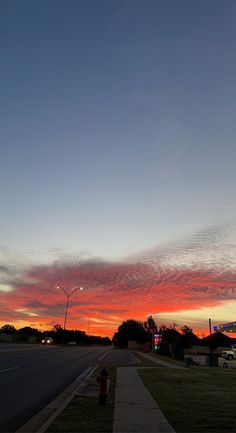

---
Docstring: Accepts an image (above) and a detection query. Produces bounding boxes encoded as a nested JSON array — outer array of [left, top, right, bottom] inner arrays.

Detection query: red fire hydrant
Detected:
[[97, 367, 108, 404]]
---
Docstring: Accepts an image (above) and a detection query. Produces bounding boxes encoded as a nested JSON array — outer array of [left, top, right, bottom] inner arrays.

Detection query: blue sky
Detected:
[[1, 1, 236, 334], [1, 0, 236, 260]]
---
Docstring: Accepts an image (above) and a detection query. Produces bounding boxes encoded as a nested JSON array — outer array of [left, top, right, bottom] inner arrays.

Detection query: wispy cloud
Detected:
[[0, 224, 236, 334]]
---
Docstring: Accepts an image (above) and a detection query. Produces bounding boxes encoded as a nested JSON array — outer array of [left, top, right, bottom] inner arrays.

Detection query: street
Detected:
[[0, 343, 133, 433]]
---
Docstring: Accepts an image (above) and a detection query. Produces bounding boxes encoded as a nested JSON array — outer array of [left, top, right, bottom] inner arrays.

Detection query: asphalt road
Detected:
[[0, 343, 133, 433]]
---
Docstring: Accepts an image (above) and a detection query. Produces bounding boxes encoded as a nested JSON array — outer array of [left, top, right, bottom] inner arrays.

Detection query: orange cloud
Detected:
[[1, 225, 236, 337], [0, 258, 235, 337]]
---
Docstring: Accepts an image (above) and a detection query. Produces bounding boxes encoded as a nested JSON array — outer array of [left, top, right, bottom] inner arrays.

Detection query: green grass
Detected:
[[47, 354, 234, 433], [47, 352, 190, 432], [131, 351, 165, 366], [132, 350, 186, 367], [47, 366, 116, 433], [147, 352, 185, 366], [158, 355, 185, 366], [46, 395, 113, 433], [139, 367, 236, 433]]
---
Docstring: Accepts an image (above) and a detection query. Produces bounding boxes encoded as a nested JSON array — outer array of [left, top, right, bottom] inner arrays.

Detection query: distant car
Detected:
[[68, 341, 77, 345], [41, 337, 53, 344], [222, 348, 236, 360]]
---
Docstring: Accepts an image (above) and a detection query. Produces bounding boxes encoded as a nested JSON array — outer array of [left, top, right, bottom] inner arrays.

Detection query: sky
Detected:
[[1, 1, 236, 338]]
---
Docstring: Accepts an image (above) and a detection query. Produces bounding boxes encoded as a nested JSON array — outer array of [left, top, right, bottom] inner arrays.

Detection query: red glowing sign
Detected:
[[153, 333, 162, 350]]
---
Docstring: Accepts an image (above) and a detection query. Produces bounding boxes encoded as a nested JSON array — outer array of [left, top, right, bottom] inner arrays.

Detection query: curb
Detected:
[[16, 365, 98, 433]]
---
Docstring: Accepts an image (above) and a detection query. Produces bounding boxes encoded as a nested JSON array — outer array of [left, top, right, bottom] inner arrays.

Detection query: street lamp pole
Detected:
[[57, 286, 84, 344]]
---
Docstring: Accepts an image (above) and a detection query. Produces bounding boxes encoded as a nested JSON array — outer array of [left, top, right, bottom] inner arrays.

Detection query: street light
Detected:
[[56, 285, 84, 343]]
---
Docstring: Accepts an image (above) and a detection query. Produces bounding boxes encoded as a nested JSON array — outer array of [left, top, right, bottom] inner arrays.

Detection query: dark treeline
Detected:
[[112, 317, 236, 358], [0, 323, 111, 346]]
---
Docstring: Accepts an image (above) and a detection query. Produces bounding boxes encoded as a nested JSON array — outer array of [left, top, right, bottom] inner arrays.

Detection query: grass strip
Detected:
[[146, 352, 185, 366], [139, 367, 236, 433], [131, 351, 164, 366], [47, 366, 116, 433], [46, 396, 113, 433]]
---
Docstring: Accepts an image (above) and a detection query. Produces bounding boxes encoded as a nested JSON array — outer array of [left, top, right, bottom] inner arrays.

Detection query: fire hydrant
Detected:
[[97, 367, 108, 404]]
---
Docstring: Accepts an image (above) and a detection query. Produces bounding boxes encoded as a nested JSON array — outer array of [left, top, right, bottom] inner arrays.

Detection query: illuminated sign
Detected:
[[152, 333, 162, 351]]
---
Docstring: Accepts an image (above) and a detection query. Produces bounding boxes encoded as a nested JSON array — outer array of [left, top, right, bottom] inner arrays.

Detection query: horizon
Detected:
[[1, 320, 236, 341]]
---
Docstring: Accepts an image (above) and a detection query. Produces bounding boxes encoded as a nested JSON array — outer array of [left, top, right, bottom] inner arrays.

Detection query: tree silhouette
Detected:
[[0, 324, 17, 334], [143, 315, 157, 334], [115, 319, 149, 348]]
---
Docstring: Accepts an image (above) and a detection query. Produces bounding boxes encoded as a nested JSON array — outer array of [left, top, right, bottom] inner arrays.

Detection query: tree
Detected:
[[48, 324, 63, 343], [0, 324, 17, 334], [115, 319, 149, 348], [143, 315, 157, 334], [159, 327, 181, 357], [181, 325, 193, 334], [112, 332, 119, 347], [52, 324, 63, 332], [179, 326, 199, 352], [158, 324, 199, 358], [17, 326, 42, 342], [18, 326, 41, 337]]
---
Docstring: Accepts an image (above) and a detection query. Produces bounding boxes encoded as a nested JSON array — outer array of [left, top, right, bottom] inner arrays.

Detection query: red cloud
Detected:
[[1, 225, 236, 336], [1, 253, 236, 337]]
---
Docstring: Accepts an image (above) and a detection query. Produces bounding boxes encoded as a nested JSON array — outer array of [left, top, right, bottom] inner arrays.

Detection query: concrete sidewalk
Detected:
[[113, 367, 176, 433]]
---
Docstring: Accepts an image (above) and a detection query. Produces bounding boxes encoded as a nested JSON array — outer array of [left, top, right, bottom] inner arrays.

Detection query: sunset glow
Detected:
[[1, 225, 236, 338]]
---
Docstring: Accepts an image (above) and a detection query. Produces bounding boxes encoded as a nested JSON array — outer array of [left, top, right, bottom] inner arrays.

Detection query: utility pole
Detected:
[[209, 318, 212, 335]]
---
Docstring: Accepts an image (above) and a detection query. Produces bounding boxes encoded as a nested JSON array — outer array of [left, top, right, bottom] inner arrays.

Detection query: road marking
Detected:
[[0, 366, 19, 374], [98, 351, 108, 361], [129, 352, 141, 364]]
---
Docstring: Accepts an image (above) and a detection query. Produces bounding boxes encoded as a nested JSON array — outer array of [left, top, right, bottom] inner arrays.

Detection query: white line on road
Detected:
[[0, 366, 19, 374], [129, 352, 141, 364], [98, 351, 108, 361]]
